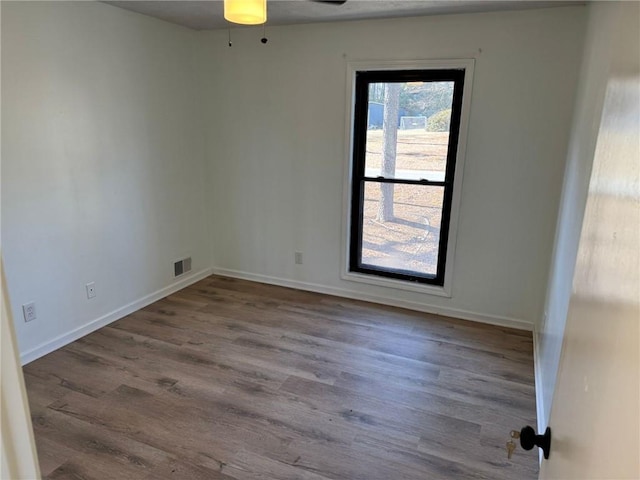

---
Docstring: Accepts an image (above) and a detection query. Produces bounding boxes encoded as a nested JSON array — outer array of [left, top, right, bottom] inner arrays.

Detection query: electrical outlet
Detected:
[[86, 282, 96, 299], [295, 252, 303, 265], [22, 302, 37, 322]]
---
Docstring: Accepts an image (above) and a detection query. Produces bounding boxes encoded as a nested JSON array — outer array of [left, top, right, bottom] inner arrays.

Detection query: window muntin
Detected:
[[349, 69, 465, 286]]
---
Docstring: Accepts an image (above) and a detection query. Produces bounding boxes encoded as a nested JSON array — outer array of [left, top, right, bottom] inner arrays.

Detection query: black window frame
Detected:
[[349, 68, 466, 286]]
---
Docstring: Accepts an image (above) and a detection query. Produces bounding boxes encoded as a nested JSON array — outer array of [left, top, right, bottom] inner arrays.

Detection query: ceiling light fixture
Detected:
[[224, 0, 267, 25]]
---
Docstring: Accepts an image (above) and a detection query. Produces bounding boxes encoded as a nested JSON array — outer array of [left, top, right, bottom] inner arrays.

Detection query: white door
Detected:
[[539, 2, 639, 478]]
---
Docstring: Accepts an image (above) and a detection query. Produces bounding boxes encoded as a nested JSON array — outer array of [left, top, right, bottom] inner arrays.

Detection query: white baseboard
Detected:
[[20, 268, 213, 365], [21, 265, 533, 365], [211, 267, 533, 331]]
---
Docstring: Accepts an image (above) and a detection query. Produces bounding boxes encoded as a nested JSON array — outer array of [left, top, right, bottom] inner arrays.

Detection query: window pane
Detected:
[[365, 81, 454, 182], [361, 182, 444, 277]]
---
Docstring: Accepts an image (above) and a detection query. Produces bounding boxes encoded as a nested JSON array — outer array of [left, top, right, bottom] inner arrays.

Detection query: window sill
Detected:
[[341, 271, 452, 298]]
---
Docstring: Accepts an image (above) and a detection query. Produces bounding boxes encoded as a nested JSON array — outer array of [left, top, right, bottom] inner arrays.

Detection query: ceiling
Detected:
[[103, 0, 582, 31]]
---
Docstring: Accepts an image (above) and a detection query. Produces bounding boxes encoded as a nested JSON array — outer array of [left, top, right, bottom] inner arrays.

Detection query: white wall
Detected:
[[535, 1, 619, 428], [1, 3, 590, 362], [1, 1, 210, 362], [198, 7, 586, 328]]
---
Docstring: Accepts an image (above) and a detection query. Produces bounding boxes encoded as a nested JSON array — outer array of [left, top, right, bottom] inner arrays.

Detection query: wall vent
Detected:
[[174, 257, 192, 277]]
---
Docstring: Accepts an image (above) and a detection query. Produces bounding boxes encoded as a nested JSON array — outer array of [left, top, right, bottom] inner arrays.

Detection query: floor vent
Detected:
[[174, 257, 192, 277]]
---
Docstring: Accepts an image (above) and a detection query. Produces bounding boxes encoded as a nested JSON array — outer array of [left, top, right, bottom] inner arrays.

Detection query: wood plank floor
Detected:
[[24, 275, 538, 479]]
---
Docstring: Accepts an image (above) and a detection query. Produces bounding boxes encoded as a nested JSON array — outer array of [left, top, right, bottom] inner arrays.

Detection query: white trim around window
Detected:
[[340, 59, 475, 298]]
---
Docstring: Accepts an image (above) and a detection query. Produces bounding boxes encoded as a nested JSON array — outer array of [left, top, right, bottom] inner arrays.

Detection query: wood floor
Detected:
[[24, 275, 538, 480]]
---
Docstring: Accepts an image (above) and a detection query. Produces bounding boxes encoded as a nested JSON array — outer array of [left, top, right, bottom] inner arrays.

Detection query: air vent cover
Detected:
[[174, 257, 192, 277]]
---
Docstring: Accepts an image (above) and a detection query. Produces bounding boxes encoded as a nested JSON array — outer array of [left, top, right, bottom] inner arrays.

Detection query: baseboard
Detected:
[[20, 268, 213, 365], [211, 267, 533, 331]]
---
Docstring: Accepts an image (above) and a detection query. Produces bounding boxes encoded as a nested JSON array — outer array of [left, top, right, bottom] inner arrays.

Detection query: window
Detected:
[[346, 65, 470, 291]]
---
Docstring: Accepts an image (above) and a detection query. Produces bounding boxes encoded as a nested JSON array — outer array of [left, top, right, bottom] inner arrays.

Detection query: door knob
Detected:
[[518, 425, 551, 459]]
